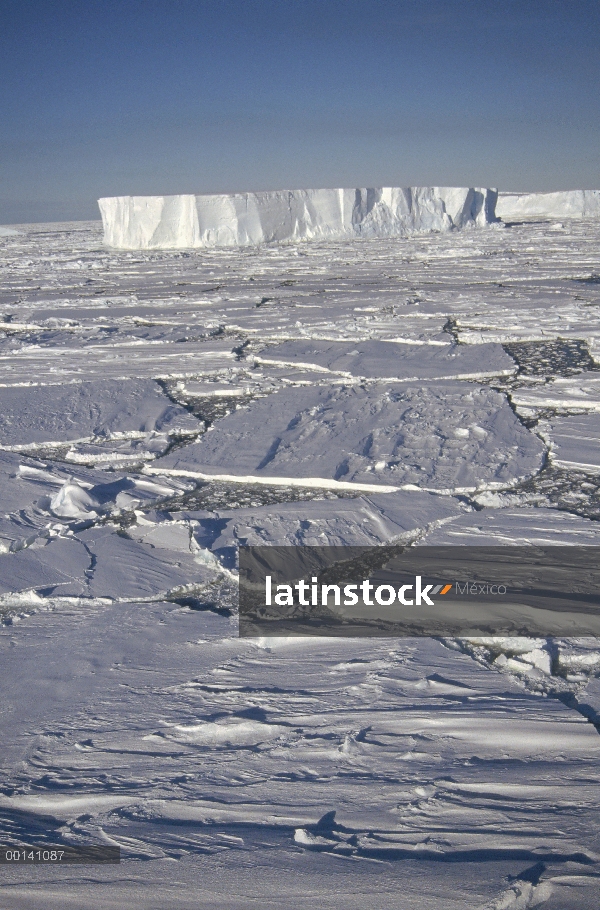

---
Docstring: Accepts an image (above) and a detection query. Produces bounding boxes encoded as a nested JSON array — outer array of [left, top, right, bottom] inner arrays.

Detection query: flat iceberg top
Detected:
[[497, 189, 600, 220], [99, 186, 498, 250]]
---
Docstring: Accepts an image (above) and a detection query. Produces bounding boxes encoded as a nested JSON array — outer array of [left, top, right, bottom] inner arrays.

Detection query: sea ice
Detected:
[[539, 413, 600, 472], [256, 338, 515, 381], [510, 375, 600, 419], [0, 451, 192, 554], [2, 216, 600, 908], [0, 338, 238, 386], [154, 382, 545, 493], [420, 506, 600, 545], [1, 606, 599, 908], [0, 522, 221, 601], [0, 537, 91, 597], [0, 378, 201, 448], [178, 491, 464, 559]]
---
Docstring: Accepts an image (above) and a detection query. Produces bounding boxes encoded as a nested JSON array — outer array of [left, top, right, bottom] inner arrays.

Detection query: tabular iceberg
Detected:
[[98, 186, 498, 250], [496, 190, 600, 221]]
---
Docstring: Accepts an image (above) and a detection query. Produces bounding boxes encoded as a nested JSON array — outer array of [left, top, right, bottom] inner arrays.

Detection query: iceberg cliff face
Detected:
[[496, 190, 600, 221], [98, 186, 498, 250]]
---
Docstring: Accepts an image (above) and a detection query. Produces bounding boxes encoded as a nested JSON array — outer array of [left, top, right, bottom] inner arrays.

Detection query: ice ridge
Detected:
[[98, 186, 498, 250]]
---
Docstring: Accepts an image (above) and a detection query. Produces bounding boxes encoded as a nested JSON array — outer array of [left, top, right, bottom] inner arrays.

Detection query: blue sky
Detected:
[[1, 0, 599, 223]]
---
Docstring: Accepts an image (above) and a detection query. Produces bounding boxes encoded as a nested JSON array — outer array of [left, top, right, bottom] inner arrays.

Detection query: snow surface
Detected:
[[497, 190, 600, 220], [99, 186, 498, 249], [179, 491, 464, 561], [255, 338, 516, 381], [1, 218, 600, 907], [539, 413, 600, 472], [420, 506, 600, 546], [0, 378, 201, 448], [155, 382, 545, 492]]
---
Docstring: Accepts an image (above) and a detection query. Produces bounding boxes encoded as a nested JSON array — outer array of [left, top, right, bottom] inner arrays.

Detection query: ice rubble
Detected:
[[496, 189, 600, 220], [99, 186, 498, 249], [0, 446, 194, 557], [177, 491, 464, 556]]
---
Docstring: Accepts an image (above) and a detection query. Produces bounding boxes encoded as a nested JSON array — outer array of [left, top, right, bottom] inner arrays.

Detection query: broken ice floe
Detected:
[[0, 379, 201, 454], [0, 451, 193, 555], [154, 382, 545, 493], [538, 413, 600, 472], [167, 491, 464, 567], [0, 523, 221, 603], [419, 506, 600, 545], [0, 338, 238, 385], [255, 339, 515, 381], [510, 374, 600, 420], [0, 537, 91, 599]]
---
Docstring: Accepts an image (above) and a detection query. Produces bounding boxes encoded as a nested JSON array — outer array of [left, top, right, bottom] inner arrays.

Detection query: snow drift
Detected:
[[98, 186, 498, 250], [496, 190, 600, 221]]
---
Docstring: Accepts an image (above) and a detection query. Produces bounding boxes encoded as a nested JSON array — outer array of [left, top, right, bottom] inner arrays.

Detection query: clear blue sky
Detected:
[[1, 0, 599, 223]]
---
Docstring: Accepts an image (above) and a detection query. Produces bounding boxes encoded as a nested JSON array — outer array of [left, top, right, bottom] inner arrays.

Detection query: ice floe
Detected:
[[1, 607, 599, 906], [255, 338, 515, 381], [539, 413, 600, 472], [168, 491, 465, 563], [0, 378, 201, 450], [419, 506, 600, 545], [0, 523, 221, 602], [510, 374, 600, 419], [154, 382, 545, 493]]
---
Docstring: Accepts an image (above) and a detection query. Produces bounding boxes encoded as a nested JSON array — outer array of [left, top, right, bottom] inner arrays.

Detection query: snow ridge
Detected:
[[99, 186, 498, 249]]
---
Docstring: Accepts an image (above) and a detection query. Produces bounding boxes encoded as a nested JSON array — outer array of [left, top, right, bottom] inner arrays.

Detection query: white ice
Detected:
[[1, 216, 600, 908], [155, 382, 545, 493], [497, 189, 600, 220], [179, 491, 464, 556], [99, 186, 498, 250]]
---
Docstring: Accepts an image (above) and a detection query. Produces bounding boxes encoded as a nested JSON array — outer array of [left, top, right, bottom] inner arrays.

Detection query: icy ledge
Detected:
[[496, 189, 600, 220], [98, 186, 498, 250]]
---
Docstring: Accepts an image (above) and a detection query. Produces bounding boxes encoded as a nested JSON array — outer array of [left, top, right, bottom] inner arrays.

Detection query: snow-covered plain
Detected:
[[1, 217, 600, 907]]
